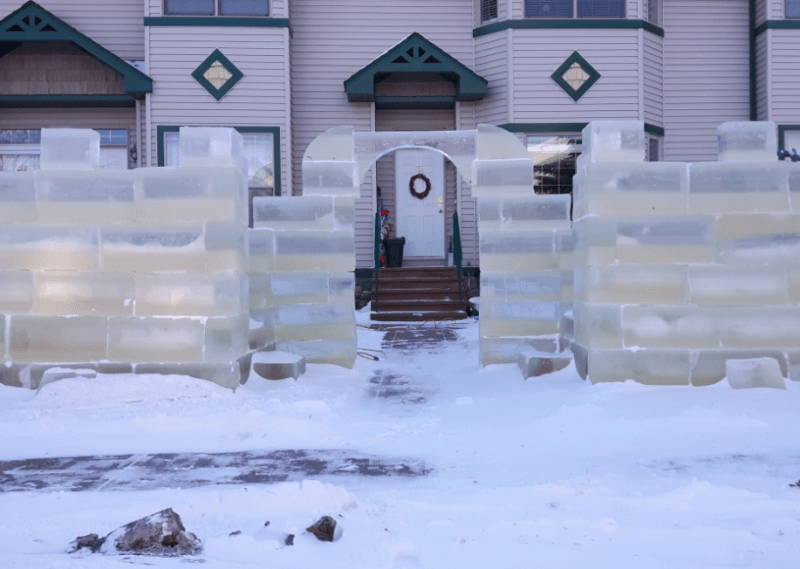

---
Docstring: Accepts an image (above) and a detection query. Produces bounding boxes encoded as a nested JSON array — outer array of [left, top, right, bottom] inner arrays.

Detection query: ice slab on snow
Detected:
[[726, 357, 786, 389], [40, 129, 100, 171], [718, 121, 778, 162], [274, 339, 356, 368]]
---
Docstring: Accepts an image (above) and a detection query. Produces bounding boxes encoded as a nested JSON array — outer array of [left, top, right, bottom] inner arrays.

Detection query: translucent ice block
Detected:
[[479, 335, 561, 366], [688, 266, 787, 306], [555, 228, 575, 270], [581, 162, 689, 216], [328, 273, 355, 303], [178, 127, 245, 171], [616, 217, 715, 264], [40, 129, 100, 171], [274, 303, 355, 342], [0, 271, 33, 312], [205, 221, 247, 272], [32, 272, 135, 316], [247, 272, 270, 310], [717, 306, 800, 349], [688, 162, 789, 213], [691, 350, 787, 387], [135, 273, 247, 317], [581, 121, 646, 163], [479, 230, 556, 272], [302, 160, 360, 197], [789, 267, 800, 303], [9, 315, 108, 363], [134, 167, 247, 223], [715, 214, 800, 265], [476, 123, 532, 161], [717, 121, 777, 162], [472, 159, 534, 197], [273, 231, 355, 272], [478, 195, 570, 231], [101, 225, 206, 273], [585, 348, 691, 385], [108, 317, 204, 363], [0, 172, 37, 224], [274, 339, 356, 368], [574, 264, 688, 304], [334, 197, 356, 231], [253, 195, 336, 230], [269, 272, 330, 306], [572, 302, 623, 349], [480, 272, 560, 301], [622, 305, 719, 349], [133, 362, 239, 389], [35, 170, 135, 223], [789, 166, 800, 211], [0, 226, 100, 271], [205, 315, 249, 362], [247, 229, 274, 272], [572, 219, 616, 267], [479, 300, 559, 337]]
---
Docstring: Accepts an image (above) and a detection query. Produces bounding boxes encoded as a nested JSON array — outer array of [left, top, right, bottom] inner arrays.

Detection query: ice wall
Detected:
[[570, 120, 800, 385], [0, 127, 249, 389]]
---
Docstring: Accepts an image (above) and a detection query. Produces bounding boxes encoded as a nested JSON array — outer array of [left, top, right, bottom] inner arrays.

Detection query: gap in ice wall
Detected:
[[0, 127, 250, 389]]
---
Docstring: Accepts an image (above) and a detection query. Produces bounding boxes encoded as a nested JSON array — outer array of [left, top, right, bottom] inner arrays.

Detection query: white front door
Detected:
[[395, 148, 445, 258]]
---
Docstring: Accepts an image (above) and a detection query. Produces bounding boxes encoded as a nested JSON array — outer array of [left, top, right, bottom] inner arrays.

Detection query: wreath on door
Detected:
[[408, 173, 432, 200]]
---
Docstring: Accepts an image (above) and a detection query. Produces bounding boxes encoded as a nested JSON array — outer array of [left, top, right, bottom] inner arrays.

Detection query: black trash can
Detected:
[[384, 237, 406, 268]]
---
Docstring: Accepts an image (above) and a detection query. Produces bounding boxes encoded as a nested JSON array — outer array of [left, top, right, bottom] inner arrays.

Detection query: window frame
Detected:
[[0, 128, 130, 172], [480, 0, 498, 22], [524, 0, 626, 19], [164, 0, 270, 17], [526, 133, 582, 197]]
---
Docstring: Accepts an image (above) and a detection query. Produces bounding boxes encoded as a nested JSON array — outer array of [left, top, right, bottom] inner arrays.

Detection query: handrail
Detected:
[[373, 211, 381, 313], [453, 212, 464, 312]]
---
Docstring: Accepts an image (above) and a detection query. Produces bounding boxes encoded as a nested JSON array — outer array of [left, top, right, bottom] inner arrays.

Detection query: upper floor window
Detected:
[[525, 0, 624, 18], [165, 0, 269, 16], [788, 0, 800, 18], [647, 0, 659, 24], [0, 129, 130, 172], [527, 135, 582, 196], [481, 0, 498, 22]]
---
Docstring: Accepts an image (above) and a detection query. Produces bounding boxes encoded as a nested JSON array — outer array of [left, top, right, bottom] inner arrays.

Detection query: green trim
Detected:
[[778, 125, 800, 151], [144, 16, 290, 27], [551, 51, 600, 101], [156, 125, 281, 196], [749, 0, 757, 120], [374, 96, 456, 110], [0, 94, 135, 108], [499, 122, 665, 136], [344, 32, 488, 103], [755, 20, 800, 35], [473, 19, 664, 38], [0, 1, 152, 97], [191, 49, 244, 101]]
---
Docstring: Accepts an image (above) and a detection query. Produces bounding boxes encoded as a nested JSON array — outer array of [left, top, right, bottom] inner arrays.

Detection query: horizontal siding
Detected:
[[663, 0, 750, 162], [474, 32, 509, 125], [511, 29, 642, 121], [147, 26, 290, 193], [643, 32, 664, 127], [0, 0, 145, 60], [289, 0, 476, 208], [756, 31, 769, 120], [755, 0, 767, 26], [768, 29, 800, 123], [769, 0, 784, 19]]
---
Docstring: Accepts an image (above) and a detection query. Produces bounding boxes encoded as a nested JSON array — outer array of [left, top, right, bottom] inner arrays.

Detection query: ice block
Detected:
[[717, 121, 777, 162], [40, 129, 100, 171]]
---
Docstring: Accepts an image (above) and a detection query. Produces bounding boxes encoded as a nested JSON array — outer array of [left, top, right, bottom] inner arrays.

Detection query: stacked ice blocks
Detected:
[[0, 128, 249, 389], [571, 120, 800, 385], [249, 195, 357, 368]]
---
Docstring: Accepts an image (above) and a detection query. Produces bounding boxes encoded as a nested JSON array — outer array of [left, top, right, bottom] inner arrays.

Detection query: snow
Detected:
[[0, 305, 798, 568]]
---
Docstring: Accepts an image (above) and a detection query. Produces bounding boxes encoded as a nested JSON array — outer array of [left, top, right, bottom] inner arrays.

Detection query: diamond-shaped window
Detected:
[[191, 49, 243, 101], [551, 52, 600, 102]]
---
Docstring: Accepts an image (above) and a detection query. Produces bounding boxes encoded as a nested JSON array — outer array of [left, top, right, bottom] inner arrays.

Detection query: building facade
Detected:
[[1, 0, 799, 269]]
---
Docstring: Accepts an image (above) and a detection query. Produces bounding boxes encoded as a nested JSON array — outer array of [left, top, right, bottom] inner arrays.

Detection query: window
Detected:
[[161, 127, 279, 227], [646, 0, 659, 25], [524, 0, 624, 18], [165, 0, 269, 16], [527, 135, 582, 196], [788, 0, 800, 18], [481, 0, 498, 22], [648, 137, 660, 162], [0, 129, 129, 172]]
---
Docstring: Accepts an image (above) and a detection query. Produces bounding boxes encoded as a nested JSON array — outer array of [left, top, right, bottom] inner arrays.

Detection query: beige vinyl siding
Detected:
[[0, 0, 146, 61], [756, 31, 769, 120], [769, 29, 800, 123], [755, 0, 768, 25], [146, 26, 290, 192], [511, 29, 641, 121], [768, 0, 785, 19], [474, 32, 510, 125], [663, 0, 750, 161], [643, 32, 664, 127]]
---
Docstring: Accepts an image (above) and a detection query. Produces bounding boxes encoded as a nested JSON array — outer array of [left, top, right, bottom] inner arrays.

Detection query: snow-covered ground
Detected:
[[0, 306, 798, 568]]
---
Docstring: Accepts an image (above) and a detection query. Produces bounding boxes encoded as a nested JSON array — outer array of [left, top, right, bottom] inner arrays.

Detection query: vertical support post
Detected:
[[374, 211, 381, 312], [453, 212, 463, 312]]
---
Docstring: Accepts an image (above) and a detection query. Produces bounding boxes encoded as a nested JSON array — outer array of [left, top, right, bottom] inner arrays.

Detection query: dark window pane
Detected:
[[788, 0, 800, 17], [164, 0, 214, 15], [481, 0, 497, 21], [219, 0, 269, 16], [577, 0, 624, 17], [525, 0, 573, 18]]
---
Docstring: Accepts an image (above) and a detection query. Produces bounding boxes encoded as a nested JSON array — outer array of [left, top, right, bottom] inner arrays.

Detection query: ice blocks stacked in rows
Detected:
[[0, 127, 249, 389], [249, 194, 357, 368], [570, 120, 800, 386]]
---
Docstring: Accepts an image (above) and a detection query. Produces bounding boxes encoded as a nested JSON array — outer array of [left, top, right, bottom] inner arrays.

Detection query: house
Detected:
[[1, 0, 799, 272]]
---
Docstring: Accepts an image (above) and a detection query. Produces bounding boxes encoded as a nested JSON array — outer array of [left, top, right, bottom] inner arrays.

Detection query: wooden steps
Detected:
[[371, 267, 468, 321]]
